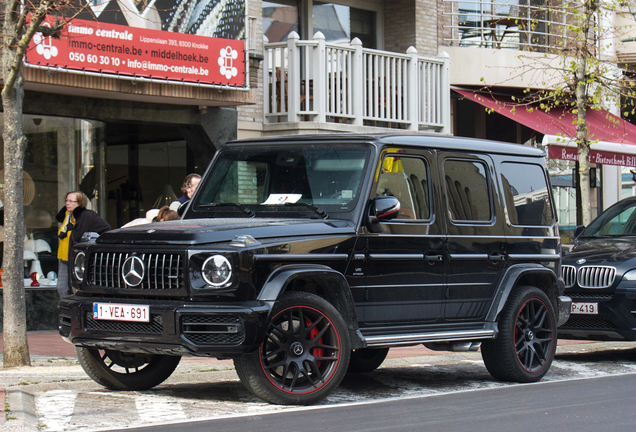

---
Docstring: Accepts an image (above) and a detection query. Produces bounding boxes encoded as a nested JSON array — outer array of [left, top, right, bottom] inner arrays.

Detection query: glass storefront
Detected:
[[0, 114, 106, 281], [0, 114, 106, 330], [106, 140, 188, 228]]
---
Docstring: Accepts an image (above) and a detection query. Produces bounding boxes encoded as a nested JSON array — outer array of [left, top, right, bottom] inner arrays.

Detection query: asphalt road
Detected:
[[113, 374, 636, 432]]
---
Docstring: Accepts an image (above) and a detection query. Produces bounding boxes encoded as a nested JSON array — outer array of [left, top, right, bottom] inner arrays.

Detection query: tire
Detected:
[[234, 291, 351, 405], [347, 348, 389, 373], [76, 347, 181, 390], [481, 285, 557, 383]]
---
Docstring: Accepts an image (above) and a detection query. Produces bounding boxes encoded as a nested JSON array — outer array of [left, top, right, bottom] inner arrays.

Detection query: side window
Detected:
[[375, 155, 430, 220], [444, 159, 492, 222], [500, 162, 554, 226]]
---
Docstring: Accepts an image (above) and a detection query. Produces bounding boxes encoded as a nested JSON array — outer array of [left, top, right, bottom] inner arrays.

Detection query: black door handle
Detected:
[[488, 252, 507, 263]]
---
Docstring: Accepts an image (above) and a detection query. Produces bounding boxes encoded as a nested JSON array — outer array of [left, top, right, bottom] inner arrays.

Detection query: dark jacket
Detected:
[[176, 194, 189, 204], [56, 206, 111, 259]]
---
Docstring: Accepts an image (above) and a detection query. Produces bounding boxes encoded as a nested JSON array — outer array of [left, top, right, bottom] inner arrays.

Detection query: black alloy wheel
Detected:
[[514, 298, 554, 373], [234, 292, 350, 405], [481, 285, 557, 382], [76, 347, 181, 390]]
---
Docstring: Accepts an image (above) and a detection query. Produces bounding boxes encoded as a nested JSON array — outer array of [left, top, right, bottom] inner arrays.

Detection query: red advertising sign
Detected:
[[26, 18, 246, 87], [548, 145, 578, 162], [548, 145, 636, 167]]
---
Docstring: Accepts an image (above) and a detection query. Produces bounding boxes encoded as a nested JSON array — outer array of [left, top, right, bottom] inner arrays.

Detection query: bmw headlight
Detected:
[[73, 251, 86, 281], [201, 255, 232, 287], [622, 269, 636, 281]]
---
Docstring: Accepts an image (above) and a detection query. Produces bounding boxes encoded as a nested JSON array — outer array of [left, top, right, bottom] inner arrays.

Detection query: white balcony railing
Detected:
[[264, 32, 451, 133]]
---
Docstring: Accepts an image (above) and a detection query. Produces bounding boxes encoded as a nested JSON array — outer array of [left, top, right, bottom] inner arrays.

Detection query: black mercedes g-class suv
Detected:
[[59, 134, 571, 405]]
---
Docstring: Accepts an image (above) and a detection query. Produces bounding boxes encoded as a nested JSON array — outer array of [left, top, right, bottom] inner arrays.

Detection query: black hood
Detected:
[[564, 237, 636, 265], [97, 218, 356, 245]]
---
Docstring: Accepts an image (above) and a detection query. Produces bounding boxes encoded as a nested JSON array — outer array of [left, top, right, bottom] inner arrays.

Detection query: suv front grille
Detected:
[[562, 265, 576, 288], [560, 316, 618, 330], [577, 266, 616, 289], [85, 312, 164, 334], [88, 252, 184, 290], [568, 292, 613, 301]]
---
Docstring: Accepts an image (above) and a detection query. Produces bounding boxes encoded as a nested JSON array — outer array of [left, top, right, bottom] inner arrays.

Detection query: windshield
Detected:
[[582, 199, 636, 237], [192, 144, 372, 218]]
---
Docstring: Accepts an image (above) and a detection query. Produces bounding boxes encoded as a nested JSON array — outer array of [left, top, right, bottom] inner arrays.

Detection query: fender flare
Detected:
[[486, 264, 559, 323], [258, 264, 364, 348]]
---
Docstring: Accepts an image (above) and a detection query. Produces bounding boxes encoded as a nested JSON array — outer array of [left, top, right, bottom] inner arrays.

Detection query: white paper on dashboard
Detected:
[[262, 194, 302, 204]]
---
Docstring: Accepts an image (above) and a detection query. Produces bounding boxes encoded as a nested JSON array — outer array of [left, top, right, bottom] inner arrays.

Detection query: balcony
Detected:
[[441, 0, 571, 52], [616, 6, 636, 70], [263, 32, 451, 135]]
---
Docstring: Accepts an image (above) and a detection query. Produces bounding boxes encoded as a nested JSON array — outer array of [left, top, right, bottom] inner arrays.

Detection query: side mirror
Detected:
[[177, 201, 189, 217], [367, 196, 400, 233], [371, 196, 401, 222], [80, 232, 100, 243], [573, 225, 585, 238]]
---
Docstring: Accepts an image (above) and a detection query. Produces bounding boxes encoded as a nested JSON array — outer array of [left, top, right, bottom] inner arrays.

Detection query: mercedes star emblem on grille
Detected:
[[122, 256, 145, 286]]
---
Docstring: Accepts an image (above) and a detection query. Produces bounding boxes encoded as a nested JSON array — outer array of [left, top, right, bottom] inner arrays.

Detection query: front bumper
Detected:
[[58, 295, 273, 358], [558, 288, 636, 341]]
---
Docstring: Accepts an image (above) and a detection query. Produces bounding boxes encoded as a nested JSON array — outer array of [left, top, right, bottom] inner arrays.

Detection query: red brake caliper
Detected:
[[306, 318, 323, 367]]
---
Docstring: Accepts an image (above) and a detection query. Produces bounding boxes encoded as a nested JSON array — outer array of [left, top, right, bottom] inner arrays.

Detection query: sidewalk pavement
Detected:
[[0, 331, 618, 431]]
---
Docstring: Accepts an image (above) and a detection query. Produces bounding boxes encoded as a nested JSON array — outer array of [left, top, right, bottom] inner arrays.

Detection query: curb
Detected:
[[4, 389, 39, 432], [1, 388, 4, 426]]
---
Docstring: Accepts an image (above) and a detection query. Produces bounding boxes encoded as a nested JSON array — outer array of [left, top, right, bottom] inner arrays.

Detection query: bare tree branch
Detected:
[[2, 3, 47, 98]]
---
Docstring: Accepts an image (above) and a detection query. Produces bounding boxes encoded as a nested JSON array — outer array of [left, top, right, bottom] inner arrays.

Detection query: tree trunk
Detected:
[[575, 0, 597, 228], [2, 18, 31, 367], [575, 60, 592, 227]]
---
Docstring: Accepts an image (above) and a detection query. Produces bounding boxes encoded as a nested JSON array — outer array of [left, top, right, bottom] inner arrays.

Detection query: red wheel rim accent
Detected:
[[259, 305, 340, 395]]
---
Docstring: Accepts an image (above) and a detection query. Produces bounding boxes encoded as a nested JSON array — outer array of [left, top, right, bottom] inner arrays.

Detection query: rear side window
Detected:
[[444, 159, 492, 222], [500, 162, 554, 226]]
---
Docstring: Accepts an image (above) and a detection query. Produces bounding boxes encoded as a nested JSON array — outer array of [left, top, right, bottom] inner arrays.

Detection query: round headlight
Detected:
[[73, 251, 86, 281], [201, 255, 232, 287]]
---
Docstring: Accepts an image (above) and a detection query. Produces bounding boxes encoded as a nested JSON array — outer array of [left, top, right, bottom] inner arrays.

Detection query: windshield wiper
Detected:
[[199, 203, 255, 217], [282, 202, 328, 219]]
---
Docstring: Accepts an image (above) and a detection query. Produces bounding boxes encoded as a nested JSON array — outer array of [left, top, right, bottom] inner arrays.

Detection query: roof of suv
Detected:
[[227, 133, 546, 158]]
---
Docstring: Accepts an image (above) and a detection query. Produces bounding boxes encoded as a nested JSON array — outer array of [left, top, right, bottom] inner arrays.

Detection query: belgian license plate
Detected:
[[571, 302, 598, 315], [93, 303, 150, 322]]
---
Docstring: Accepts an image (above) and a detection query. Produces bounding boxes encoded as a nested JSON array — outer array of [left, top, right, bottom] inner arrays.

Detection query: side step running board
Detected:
[[363, 329, 496, 347]]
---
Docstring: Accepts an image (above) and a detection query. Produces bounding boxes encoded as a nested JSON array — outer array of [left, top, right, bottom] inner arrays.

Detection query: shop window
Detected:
[[0, 114, 106, 285], [106, 140, 187, 228]]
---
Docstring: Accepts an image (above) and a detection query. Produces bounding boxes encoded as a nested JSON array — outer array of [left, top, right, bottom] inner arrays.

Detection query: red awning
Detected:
[[453, 88, 636, 165]]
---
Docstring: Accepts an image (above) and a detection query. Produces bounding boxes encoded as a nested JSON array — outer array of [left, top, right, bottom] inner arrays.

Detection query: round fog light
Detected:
[[202, 255, 232, 287], [74, 251, 86, 281]]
